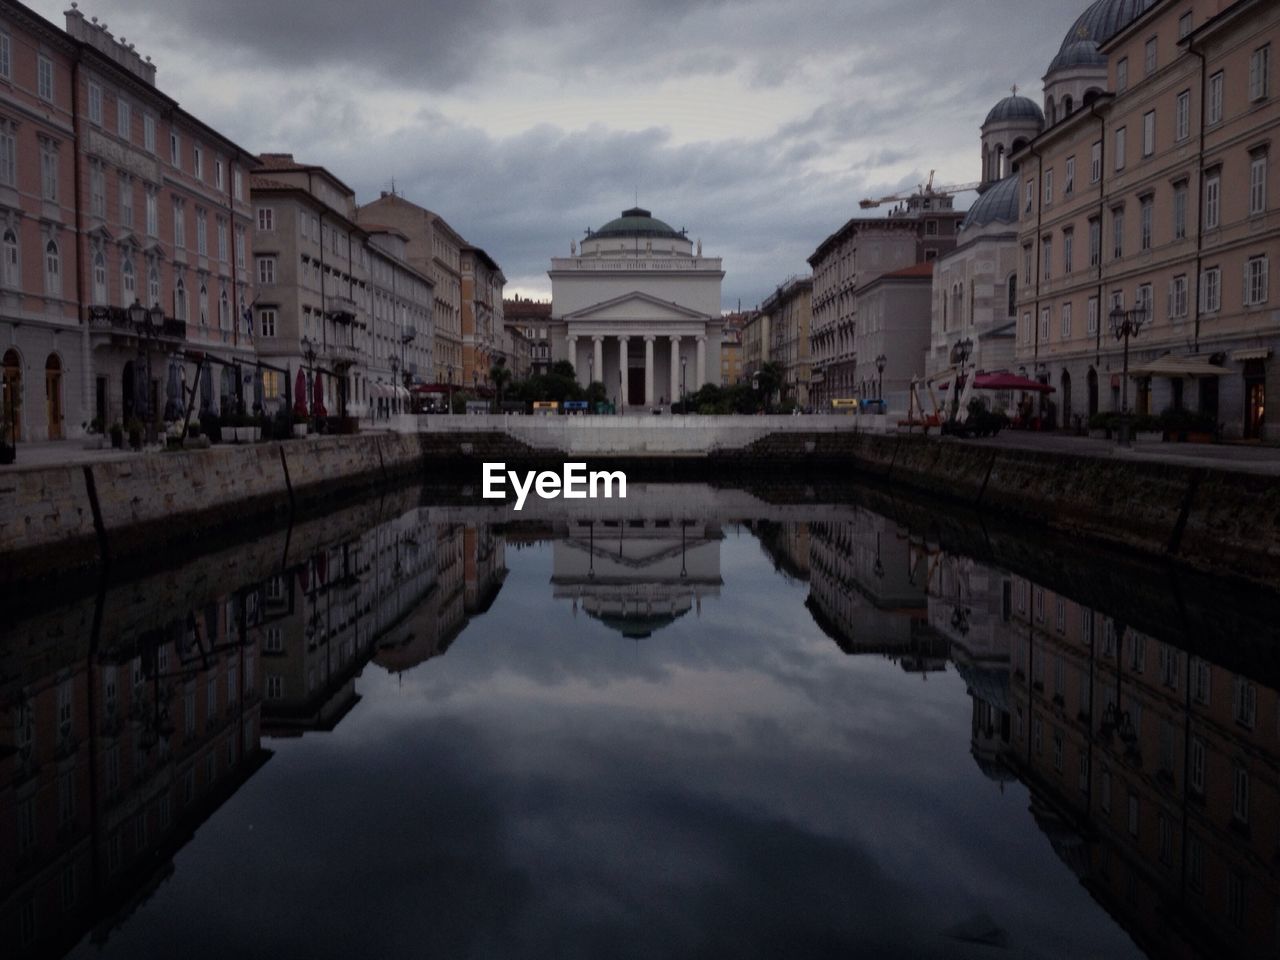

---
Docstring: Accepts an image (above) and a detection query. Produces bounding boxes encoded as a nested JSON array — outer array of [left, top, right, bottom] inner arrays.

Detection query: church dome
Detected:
[[1048, 38, 1107, 73], [590, 207, 685, 241], [1059, 0, 1154, 54], [984, 95, 1045, 126], [961, 175, 1019, 231]]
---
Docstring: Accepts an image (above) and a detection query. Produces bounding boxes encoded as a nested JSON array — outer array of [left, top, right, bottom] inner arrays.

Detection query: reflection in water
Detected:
[[2, 489, 1278, 958]]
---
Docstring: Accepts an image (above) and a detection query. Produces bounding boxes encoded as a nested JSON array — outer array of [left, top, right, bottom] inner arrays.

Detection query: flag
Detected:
[[242, 304, 254, 336]]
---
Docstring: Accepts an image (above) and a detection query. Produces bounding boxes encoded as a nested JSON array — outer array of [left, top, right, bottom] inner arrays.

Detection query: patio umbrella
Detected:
[[972, 372, 1056, 394], [200, 362, 213, 413], [164, 360, 183, 420], [312, 370, 327, 418], [293, 368, 308, 418]]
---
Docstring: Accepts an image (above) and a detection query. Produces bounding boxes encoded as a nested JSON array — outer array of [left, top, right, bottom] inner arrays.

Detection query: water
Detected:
[[5, 485, 1279, 959]]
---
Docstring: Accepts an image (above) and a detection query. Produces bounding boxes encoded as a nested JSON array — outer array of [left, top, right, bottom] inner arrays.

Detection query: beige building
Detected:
[[1014, 0, 1279, 438], [760, 276, 813, 407], [808, 199, 963, 406], [853, 262, 934, 402], [460, 245, 505, 389], [504, 297, 553, 375], [363, 225, 434, 411], [357, 192, 465, 387], [741, 309, 770, 383]]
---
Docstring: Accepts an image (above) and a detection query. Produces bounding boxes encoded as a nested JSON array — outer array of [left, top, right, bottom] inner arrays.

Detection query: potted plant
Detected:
[[82, 417, 106, 449], [1087, 412, 1111, 439], [126, 416, 144, 450], [1132, 415, 1163, 443], [110, 420, 124, 448]]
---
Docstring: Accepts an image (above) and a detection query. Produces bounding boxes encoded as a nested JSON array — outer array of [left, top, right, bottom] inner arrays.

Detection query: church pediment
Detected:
[[564, 291, 706, 323]]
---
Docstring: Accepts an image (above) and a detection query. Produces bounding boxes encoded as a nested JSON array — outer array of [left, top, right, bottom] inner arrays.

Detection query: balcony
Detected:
[[326, 294, 358, 324], [401, 323, 417, 342], [327, 341, 362, 365], [87, 305, 187, 344]]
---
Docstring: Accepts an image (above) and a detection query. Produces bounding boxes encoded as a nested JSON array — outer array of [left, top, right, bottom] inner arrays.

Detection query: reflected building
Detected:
[[552, 520, 723, 639], [805, 513, 947, 670], [985, 573, 1280, 959], [752, 521, 811, 581], [1, 590, 268, 958]]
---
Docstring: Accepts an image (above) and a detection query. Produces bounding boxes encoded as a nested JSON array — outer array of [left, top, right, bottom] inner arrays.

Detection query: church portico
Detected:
[[550, 208, 725, 408]]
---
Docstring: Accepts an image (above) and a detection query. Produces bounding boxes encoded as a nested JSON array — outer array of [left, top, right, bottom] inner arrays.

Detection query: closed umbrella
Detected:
[[200, 362, 213, 413], [293, 368, 308, 418], [164, 360, 183, 420], [253, 367, 264, 413], [312, 370, 327, 418]]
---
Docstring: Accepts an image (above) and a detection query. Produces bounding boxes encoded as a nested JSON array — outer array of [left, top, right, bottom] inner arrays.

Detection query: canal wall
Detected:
[[0, 433, 430, 587]]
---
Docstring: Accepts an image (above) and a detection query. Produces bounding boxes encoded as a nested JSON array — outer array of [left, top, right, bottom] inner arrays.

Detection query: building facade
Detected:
[[853, 262, 934, 402], [760, 276, 812, 407], [504, 296, 552, 376], [741, 309, 769, 383], [549, 207, 725, 409], [1014, 0, 1279, 438], [460, 245, 505, 390], [364, 226, 434, 413], [0, 3, 258, 443]]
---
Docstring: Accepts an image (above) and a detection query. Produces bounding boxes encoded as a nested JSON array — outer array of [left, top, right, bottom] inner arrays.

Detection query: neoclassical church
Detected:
[[548, 208, 725, 408]]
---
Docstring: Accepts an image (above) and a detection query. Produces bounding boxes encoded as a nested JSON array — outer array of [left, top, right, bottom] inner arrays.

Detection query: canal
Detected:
[[5, 485, 1278, 959]]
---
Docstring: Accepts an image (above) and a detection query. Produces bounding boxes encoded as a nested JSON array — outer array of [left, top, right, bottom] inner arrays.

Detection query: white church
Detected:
[[548, 208, 725, 408]]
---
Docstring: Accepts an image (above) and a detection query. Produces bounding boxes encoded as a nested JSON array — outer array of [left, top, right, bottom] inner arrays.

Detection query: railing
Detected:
[[401, 324, 417, 342], [87, 305, 186, 343]]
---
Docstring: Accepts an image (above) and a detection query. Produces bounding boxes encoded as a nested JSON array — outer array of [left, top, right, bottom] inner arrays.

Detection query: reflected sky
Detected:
[[63, 527, 1143, 960]]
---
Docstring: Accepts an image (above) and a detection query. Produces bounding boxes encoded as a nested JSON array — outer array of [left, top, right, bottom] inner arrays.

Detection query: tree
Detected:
[[753, 361, 785, 412], [489, 358, 512, 409]]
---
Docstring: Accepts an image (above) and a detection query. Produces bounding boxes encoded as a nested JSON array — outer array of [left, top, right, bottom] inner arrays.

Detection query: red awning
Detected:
[[972, 372, 1056, 394]]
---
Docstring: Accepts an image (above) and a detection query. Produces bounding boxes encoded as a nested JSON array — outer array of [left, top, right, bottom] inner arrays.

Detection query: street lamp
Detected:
[[875, 353, 887, 400], [389, 355, 400, 418], [1108, 302, 1150, 446]]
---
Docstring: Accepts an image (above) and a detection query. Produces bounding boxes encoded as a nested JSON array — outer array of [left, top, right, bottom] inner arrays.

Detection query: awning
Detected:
[[1230, 348, 1272, 362], [972, 372, 1055, 394], [1128, 355, 1231, 378]]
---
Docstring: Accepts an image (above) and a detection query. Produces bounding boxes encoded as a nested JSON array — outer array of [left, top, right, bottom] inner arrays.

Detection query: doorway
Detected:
[[2, 348, 20, 441], [1244, 360, 1266, 439], [1086, 367, 1098, 418], [44, 354, 62, 439], [627, 367, 645, 408], [1060, 370, 1072, 430]]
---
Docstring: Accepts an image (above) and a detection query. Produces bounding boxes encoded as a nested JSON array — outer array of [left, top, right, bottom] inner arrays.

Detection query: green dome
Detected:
[[590, 207, 685, 240]]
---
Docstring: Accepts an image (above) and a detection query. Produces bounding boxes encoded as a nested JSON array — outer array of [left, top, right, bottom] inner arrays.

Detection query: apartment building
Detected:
[[1014, 0, 1278, 438], [460, 244, 505, 389], [760, 276, 812, 407]]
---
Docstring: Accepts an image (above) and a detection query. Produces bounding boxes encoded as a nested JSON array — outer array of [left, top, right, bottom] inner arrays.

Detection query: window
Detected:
[[1178, 11, 1192, 39], [1170, 274, 1188, 319], [1189, 736, 1206, 794], [38, 55, 53, 102], [1116, 56, 1128, 92], [148, 265, 159, 306], [267, 675, 283, 700], [1140, 196, 1153, 251], [89, 161, 104, 217], [196, 208, 207, 256], [1023, 244, 1033, 284], [233, 168, 243, 201], [235, 225, 245, 269], [1044, 168, 1054, 205], [117, 97, 130, 140], [1039, 306, 1050, 343], [44, 238, 60, 295], [1175, 90, 1190, 141], [1085, 297, 1097, 335], [122, 257, 135, 300], [257, 256, 276, 285], [1136, 283, 1153, 319], [217, 217, 228, 261], [1173, 181, 1187, 239], [119, 174, 132, 228], [1191, 658, 1211, 704], [173, 276, 187, 321], [0, 30, 9, 79], [88, 81, 102, 125], [1007, 274, 1017, 316], [1250, 45, 1271, 102], [172, 199, 185, 249], [1063, 229, 1074, 273], [1204, 171, 1220, 228], [1250, 152, 1267, 215], [1100, 767, 1112, 812], [1088, 217, 1101, 266], [215, 158, 224, 190], [170, 130, 180, 167], [1024, 178, 1034, 215], [259, 308, 276, 337], [1115, 128, 1126, 171], [145, 187, 157, 237], [0, 119, 13, 187], [1142, 111, 1155, 157], [1090, 141, 1101, 182], [1233, 675, 1257, 728], [1208, 71, 1223, 124], [1127, 792, 1139, 836], [219, 287, 229, 328], [1112, 207, 1124, 259], [1245, 255, 1269, 306], [1233, 765, 1250, 823], [1042, 237, 1052, 280], [2, 228, 18, 288], [1061, 302, 1072, 339], [1158, 814, 1174, 865], [1064, 156, 1075, 196], [39, 137, 58, 201], [1144, 36, 1158, 76], [257, 207, 274, 231], [144, 114, 156, 153], [1201, 266, 1221, 312], [1052, 728, 1064, 771]]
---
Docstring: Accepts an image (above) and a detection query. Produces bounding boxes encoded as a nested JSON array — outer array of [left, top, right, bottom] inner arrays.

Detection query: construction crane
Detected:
[[859, 170, 983, 209]]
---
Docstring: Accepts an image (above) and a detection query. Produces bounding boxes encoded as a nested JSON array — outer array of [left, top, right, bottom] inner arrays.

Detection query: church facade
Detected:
[[548, 208, 724, 408]]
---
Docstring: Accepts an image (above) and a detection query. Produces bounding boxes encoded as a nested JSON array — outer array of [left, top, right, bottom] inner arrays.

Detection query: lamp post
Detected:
[[875, 353, 887, 401], [1108, 303, 1150, 446], [446, 362, 454, 416], [389, 355, 400, 418]]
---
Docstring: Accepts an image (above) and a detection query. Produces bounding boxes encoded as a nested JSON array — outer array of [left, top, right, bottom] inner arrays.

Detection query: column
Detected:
[[669, 335, 681, 406], [617, 336, 629, 407], [592, 336, 603, 386], [566, 336, 578, 382], [696, 336, 707, 389], [643, 336, 655, 408]]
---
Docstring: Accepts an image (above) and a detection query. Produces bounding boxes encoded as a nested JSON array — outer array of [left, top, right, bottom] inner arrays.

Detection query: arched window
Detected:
[[174, 277, 186, 321], [219, 288, 229, 329], [1, 228, 17, 288], [198, 281, 208, 326], [1046, 97, 1056, 126], [1007, 274, 1018, 317], [92, 250, 107, 304], [122, 256, 136, 300], [148, 265, 160, 307], [1062, 95, 1074, 116], [44, 239, 60, 296]]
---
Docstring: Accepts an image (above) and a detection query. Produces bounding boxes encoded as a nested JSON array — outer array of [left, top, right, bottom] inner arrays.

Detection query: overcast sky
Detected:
[[38, 1, 1078, 310]]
